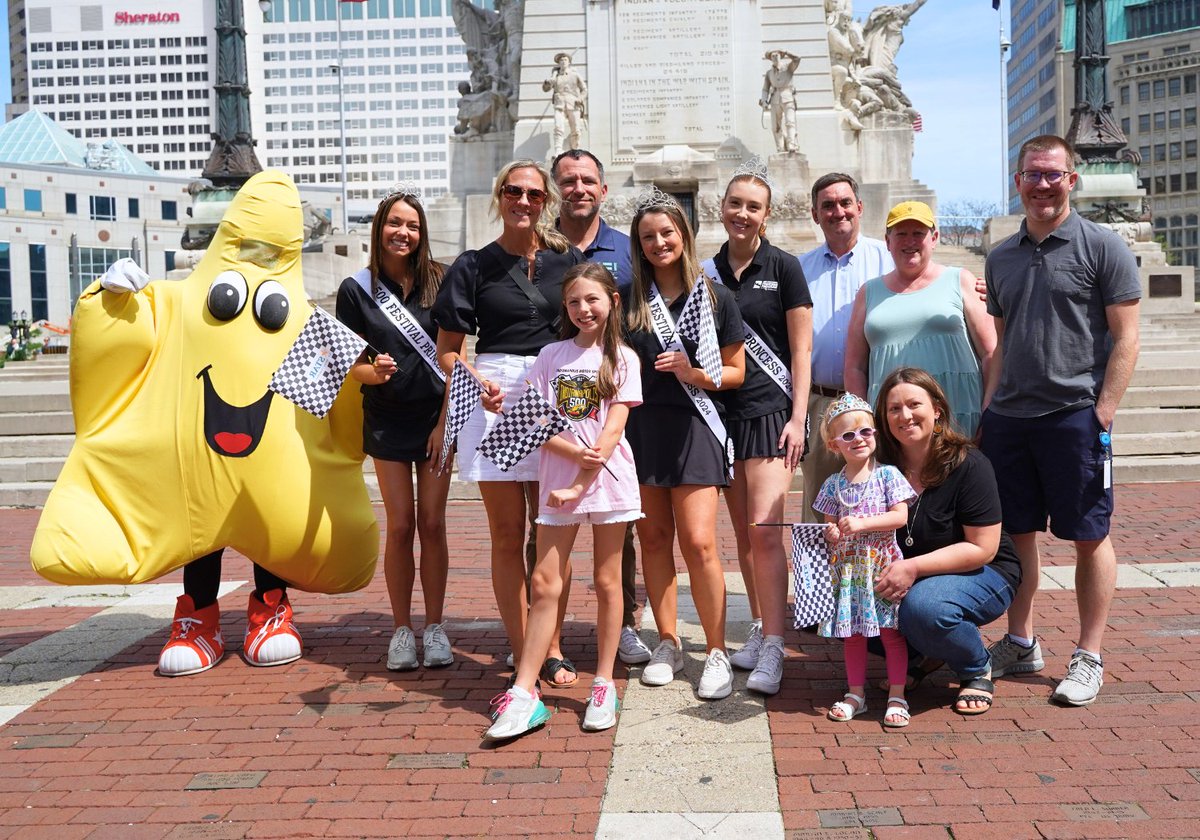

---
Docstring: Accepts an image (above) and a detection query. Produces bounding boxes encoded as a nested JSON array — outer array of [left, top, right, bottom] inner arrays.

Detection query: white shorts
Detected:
[[535, 508, 644, 527], [457, 353, 541, 483]]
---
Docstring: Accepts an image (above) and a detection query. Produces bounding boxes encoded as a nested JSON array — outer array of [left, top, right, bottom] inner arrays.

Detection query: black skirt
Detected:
[[627, 403, 729, 488], [729, 407, 792, 461], [363, 397, 441, 463]]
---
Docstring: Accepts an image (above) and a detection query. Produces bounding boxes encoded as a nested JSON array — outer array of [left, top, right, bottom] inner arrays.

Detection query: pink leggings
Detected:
[[843, 629, 908, 689]]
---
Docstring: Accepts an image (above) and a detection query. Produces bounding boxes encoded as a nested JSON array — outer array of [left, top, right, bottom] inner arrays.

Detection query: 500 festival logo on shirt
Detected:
[[553, 372, 599, 421]]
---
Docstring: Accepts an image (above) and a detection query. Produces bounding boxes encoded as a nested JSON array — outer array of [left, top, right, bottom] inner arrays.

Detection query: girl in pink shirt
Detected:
[[485, 263, 642, 741]]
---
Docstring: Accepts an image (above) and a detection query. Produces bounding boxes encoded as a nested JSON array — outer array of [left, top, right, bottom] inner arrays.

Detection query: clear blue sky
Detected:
[[1, 1, 1010, 207]]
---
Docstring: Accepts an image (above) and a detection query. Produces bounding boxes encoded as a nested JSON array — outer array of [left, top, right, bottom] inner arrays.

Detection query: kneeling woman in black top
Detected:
[[336, 186, 457, 673], [624, 189, 745, 699], [872, 367, 1022, 715]]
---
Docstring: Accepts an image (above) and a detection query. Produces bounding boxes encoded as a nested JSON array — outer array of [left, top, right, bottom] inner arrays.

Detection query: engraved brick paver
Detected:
[[1, 482, 1199, 837]]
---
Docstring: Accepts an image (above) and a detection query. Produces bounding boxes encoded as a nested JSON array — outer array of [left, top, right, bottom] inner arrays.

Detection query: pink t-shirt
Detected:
[[528, 339, 642, 516]]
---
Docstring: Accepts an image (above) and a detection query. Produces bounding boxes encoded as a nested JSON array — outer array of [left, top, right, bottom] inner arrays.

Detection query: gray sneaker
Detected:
[[386, 625, 418, 671], [987, 635, 1044, 677], [746, 640, 785, 695], [1052, 652, 1104, 706], [618, 626, 653, 665], [422, 623, 454, 668], [729, 622, 763, 670], [641, 639, 685, 686]]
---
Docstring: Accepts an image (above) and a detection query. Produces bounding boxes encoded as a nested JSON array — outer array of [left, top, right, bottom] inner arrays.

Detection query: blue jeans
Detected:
[[896, 566, 1015, 679]]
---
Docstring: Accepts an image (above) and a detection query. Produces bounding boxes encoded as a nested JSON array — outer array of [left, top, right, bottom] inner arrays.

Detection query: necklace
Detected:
[[904, 492, 923, 547], [836, 467, 873, 510]]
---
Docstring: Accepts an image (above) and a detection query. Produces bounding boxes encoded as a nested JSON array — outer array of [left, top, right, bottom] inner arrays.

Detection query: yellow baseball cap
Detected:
[[886, 200, 936, 230]]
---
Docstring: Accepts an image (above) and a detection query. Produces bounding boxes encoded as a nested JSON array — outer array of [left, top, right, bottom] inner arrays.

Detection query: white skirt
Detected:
[[457, 353, 542, 482]]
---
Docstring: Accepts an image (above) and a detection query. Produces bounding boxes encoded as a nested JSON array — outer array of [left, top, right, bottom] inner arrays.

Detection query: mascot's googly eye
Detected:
[[207, 271, 248, 321], [253, 280, 290, 331]]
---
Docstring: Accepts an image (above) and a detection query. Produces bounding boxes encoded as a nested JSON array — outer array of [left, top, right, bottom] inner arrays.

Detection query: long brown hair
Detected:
[[625, 201, 710, 332], [490, 159, 570, 253], [873, 367, 973, 488], [367, 192, 444, 309], [558, 263, 628, 400]]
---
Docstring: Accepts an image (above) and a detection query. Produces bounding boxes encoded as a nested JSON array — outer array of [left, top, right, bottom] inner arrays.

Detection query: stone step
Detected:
[[2, 412, 75, 435], [1131, 366, 1200, 387], [1121, 386, 1200, 408], [0, 434, 75, 458], [1115, 454, 1200, 483], [1117, 407, 1200, 434], [0, 458, 64, 482], [0, 391, 71, 414], [1113, 430, 1200, 456]]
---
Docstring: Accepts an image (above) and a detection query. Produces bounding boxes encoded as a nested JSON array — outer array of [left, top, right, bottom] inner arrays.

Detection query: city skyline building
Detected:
[[1004, 0, 1198, 266], [6, 0, 490, 227]]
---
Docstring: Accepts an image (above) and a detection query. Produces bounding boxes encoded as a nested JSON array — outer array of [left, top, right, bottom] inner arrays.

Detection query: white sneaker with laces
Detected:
[[729, 622, 763, 670], [698, 648, 734, 700], [422, 623, 454, 668], [640, 639, 685, 686], [484, 685, 551, 741], [618, 626, 653, 665], [1051, 651, 1104, 706], [581, 679, 620, 731], [746, 639, 785, 695], [387, 626, 418, 671]]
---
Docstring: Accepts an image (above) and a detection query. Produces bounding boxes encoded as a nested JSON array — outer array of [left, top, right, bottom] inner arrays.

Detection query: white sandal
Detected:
[[828, 692, 867, 721], [883, 696, 911, 728]]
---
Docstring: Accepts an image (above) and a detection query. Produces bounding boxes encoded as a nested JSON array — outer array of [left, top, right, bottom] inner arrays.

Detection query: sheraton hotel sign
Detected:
[[114, 11, 181, 24]]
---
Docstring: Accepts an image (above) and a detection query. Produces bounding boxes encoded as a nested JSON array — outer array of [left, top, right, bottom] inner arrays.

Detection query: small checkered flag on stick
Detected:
[[269, 306, 367, 419], [438, 359, 485, 474], [790, 524, 835, 628], [477, 383, 569, 472], [674, 276, 722, 388]]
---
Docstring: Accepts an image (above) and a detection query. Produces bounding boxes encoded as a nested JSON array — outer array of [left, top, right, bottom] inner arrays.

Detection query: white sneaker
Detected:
[[640, 639, 684, 686], [729, 622, 763, 670], [422, 623, 454, 668], [698, 648, 734, 700], [581, 679, 620, 731], [618, 626, 653, 665], [386, 625, 418, 671], [483, 686, 552, 741], [746, 639, 785, 695]]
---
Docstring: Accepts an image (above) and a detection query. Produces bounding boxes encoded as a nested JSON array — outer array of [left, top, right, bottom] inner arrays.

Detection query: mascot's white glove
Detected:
[[100, 258, 151, 294]]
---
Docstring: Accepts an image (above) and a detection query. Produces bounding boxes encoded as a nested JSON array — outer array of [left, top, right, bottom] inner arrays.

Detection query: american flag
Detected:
[[673, 276, 723, 388], [911, 112, 924, 133]]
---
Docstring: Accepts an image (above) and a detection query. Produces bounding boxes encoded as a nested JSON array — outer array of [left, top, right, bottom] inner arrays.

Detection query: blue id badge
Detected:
[[1100, 431, 1112, 489]]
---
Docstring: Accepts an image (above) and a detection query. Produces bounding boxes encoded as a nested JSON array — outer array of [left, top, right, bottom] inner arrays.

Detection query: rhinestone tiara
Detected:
[[382, 181, 422, 202], [731, 156, 771, 187], [825, 392, 874, 425], [633, 185, 680, 214]]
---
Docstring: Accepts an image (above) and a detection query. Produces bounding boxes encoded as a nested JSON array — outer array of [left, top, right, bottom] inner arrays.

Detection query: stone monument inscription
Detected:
[[615, 0, 733, 148]]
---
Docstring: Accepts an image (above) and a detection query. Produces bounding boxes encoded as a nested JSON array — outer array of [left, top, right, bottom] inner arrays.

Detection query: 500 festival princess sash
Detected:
[[353, 268, 445, 383], [647, 281, 733, 475], [701, 259, 792, 400]]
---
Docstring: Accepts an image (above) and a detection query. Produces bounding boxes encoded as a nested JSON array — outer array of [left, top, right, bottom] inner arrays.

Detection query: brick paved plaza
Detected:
[[1, 484, 1199, 839]]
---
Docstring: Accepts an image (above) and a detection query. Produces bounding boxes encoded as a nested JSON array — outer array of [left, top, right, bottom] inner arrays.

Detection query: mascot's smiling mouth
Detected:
[[196, 365, 274, 457]]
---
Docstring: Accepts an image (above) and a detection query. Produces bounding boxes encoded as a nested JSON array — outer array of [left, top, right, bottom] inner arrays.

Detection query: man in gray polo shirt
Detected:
[[981, 134, 1141, 706]]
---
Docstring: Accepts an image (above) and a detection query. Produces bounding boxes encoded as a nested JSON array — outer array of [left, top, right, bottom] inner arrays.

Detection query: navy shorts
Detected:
[[979, 405, 1113, 541]]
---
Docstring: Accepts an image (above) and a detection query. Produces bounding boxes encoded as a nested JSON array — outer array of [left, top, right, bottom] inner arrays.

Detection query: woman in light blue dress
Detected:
[[843, 201, 996, 437]]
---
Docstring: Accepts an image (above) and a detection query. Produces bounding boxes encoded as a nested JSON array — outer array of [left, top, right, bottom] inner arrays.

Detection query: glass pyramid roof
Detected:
[[0, 109, 159, 176]]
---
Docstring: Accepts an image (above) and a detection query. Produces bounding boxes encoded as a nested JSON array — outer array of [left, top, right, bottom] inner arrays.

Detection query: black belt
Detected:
[[812, 384, 842, 399]]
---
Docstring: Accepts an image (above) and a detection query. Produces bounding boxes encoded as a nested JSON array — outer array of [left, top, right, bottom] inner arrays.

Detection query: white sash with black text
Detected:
[[353, 268, 445, 383], [701, 259, 792, 400], [647, 283, 733, 475]]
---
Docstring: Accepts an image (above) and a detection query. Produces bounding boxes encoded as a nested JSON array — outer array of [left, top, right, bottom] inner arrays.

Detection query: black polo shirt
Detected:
[[709, 239, 811, 420], [625, 282, 743, 412], [433, 242, 584, 355], [898, 448, 1022, 590]]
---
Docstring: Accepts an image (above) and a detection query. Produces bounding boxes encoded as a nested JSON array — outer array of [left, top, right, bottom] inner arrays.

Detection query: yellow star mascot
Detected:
[[30, 171, 379, 676]]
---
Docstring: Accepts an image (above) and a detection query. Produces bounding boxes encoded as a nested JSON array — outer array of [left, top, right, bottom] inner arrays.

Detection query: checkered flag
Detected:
[[477, 383, 569, 472], [269, 306, 367, 419], [438, 359, 485, 474], [675, 276, 722, 388], [791, 524, 835, 628]]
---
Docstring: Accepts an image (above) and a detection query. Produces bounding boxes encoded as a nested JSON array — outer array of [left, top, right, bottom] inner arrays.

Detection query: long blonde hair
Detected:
[[490, 159, 570, 254], [625, 201, 709, 332]]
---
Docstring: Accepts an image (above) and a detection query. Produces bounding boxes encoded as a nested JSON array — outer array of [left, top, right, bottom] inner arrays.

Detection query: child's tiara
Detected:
[[825, 392, 873, 425]]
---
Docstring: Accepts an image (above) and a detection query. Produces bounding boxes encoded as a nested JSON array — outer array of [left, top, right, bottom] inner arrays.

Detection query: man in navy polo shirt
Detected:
[[982, 134, 1141, 706]]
